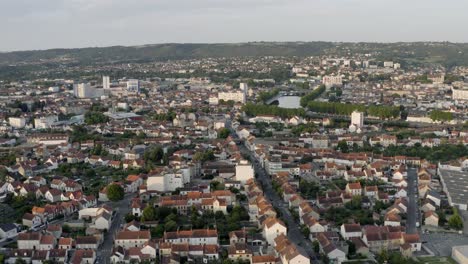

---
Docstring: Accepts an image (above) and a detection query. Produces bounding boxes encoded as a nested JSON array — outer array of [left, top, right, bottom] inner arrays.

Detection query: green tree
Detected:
[[107, 184, 124, 201], [84, 111, 109, 125], [125, 213, 136, 223], [144, 146, 164, 163], [210, 181, 224, 191], [164, 220, 177, 231], [151, 225, 165, 238], [141, 205, 157, 222], [218, 128, 231, 139], [300, 225, 310, 238], [376, 249, 389, 264], [347, 240, 356, 256], [62, 224, 71, 233], [193, 150, 215, 163], [241, 103, 306, 119], [258, 88, 279, 103], [300, 84, 326, 107], [337, 140, 349, 153], [165, 213, 178, 223], [15, 258, 27, 264], [448, 208, 464, 230], [429, 110, 453, 122], [312, 240, 320, 254], [437, 209, 447, 226]]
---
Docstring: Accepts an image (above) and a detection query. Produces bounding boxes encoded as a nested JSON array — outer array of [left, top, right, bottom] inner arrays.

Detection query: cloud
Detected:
[[0, 0, 467, 51]]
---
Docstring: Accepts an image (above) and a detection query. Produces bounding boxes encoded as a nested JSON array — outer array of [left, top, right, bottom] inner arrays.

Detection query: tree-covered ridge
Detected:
[[2, 42, 468, 67]]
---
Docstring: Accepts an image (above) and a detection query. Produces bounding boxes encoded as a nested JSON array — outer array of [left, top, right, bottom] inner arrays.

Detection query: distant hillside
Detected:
[[1, 41, 468, 68], [0, 42, 334, 65]]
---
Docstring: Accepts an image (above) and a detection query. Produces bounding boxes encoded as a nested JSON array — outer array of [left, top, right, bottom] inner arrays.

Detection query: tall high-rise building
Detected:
[[240, 82, 249, 99], [240, 82, 248, 93], [350, 111, 364, 129], [73, 83, 94, 98], [126, 79, 140, 93], [103, 76, 110, 89]]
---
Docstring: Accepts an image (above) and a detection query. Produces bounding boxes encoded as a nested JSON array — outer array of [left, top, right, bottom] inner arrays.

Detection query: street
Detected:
[[406, 167, 420, 234], [97, 193, 135, 264], [239, 144, 319, 261]]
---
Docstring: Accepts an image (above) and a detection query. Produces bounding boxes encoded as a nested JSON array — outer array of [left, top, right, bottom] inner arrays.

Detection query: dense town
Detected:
[[0, 54, 467, 264]]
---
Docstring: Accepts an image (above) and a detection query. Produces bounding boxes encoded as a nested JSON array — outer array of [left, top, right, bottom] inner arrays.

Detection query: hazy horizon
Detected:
[[2, 40, 468, 53], [2, 0, 468, 52]]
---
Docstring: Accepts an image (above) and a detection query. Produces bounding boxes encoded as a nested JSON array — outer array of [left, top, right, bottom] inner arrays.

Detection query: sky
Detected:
[[1, 0, 468, 51]]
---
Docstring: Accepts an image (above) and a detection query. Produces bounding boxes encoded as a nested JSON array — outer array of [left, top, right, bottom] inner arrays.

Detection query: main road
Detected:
[[97, 193, 135, 264], [406, 167, 420, 234], [239, 144, 319, 262]]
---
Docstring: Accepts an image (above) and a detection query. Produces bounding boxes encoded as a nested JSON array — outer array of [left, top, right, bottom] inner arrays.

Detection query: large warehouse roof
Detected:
[[439, 169, 468, 210]]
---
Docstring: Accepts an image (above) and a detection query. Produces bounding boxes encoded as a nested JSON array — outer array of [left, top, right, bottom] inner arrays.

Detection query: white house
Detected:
[[262, 217, 287, 246], [147, 173, 183, 192], [17, 232, 41, 250], [340, 224, 362, 240], [22, 213, 42, 228], [45, 189, 63, 203], [115, 231, 151, 249], [235, 160, 254, 184], [236, 128, 250, 140]]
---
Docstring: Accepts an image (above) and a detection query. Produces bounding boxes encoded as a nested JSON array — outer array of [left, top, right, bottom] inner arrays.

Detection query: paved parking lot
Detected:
[[421, 233, 468, 256]]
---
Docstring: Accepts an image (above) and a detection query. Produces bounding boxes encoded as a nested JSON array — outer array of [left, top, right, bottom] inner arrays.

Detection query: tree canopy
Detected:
[[448, 208, 464, 230], [218, 128, 231, 139], [429, 110, 453, 122], [306, 101, 400, 119], [84, 111, 109, 125], [242, 103, 305, 118], [300, 84, 326, 107], [258, 88, 279, 103], [107, 183, 124, 201]]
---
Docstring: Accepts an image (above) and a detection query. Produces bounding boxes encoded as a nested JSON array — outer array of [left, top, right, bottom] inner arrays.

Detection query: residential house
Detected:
[[262, 217, 287, 246], [340, 224, 362, 240], [115, 231, 151, 249]]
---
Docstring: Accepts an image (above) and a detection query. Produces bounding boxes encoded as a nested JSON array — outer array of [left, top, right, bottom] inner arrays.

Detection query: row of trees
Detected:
[[306, 101, 400, 119], [242, 103, 305, 119], [382, 143, 468, 163], [429, 110, 454, 122], [258, 88, 279, 102], [344, 141, 468, 163], [300, 85, 326, 107]]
